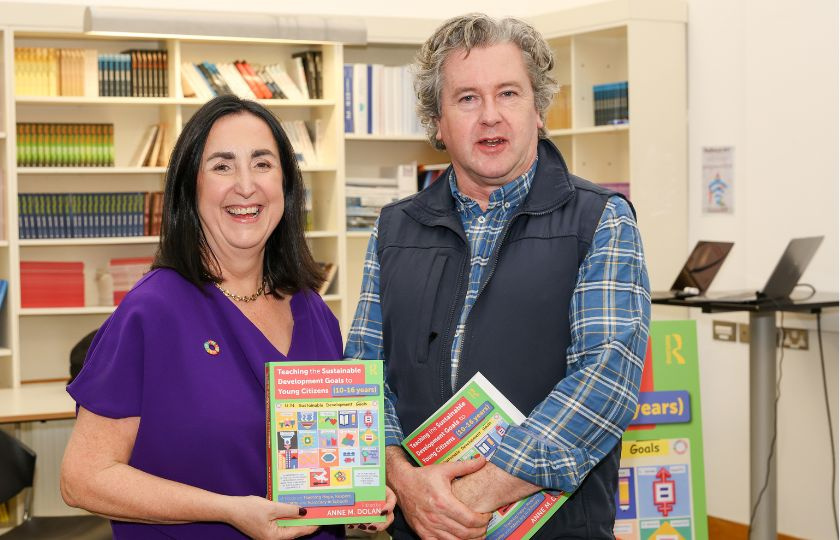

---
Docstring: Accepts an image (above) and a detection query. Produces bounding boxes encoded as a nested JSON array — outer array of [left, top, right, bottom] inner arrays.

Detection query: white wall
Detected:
[[687, 0, 839, 538]]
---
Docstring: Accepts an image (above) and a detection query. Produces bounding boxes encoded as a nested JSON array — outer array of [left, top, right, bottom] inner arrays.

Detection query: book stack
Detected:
[[180, 54, 321, 100], [108, 257, 153, 305], [343, 63, 423, 136], [593, 81, 629, 126], [98, 50, 169, 97], [131, 124, 170, 167], [291, 50, 323, 99], [18, 191, 161, 239], [280, 120, 319, 167], [15, 47, 98, 97], [346, 163, 417, 231], [16, 123, 114, 167], [20, 261, 85, 308], [145, 191, 164, 236]]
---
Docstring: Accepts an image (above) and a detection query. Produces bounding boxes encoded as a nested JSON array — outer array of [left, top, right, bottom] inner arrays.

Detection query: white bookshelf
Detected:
[[1, 27, 348, 386], [0, 0, 687, 388], [341, 2, 686, 324]]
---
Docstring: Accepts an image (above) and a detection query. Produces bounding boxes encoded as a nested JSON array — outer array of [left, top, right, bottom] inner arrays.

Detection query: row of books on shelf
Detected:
[[345, 164, 627, 231], [182, 51, 322, 101], [20, 258, 152, 308], [344, 63, 423, 136], [544, 82, 632, 130], [593, 81, 629, 126], [17, 191, 163, 239], [16, 123, 114, 167], [15, 47, 169, 97], [19, 258, 337, 308], [282, 120, 320, 168], [345, 163, 421, 231]]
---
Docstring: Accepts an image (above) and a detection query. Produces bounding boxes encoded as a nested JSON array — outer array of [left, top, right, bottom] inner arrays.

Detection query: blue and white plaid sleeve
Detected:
[[343, 221, 405, 446], [488, 196, 651, 492]]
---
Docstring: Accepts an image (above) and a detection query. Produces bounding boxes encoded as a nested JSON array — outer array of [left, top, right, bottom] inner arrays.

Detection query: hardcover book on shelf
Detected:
[[265, 65, 305, 100], [266, 360, 387, 526], [145, 124, 165, 168], [108, 257, 153, 305], [289, 56, 310, 99], [20, 261, 85, 308], [546, 85, 571, 130], [131, 124, 160, 167], [317, 262, 338, 295], [402, 372, 568, 540], [593, 81, 628, 126], [292, 51, 323, 99]]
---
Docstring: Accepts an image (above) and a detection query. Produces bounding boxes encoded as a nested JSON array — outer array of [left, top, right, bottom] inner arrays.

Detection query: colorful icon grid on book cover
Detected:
[[266, 360, 387, 526]]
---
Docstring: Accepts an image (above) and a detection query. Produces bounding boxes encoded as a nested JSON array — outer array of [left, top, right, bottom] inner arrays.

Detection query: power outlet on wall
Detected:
[[712, 321, 737, 342], [780, 327, 809, 350]]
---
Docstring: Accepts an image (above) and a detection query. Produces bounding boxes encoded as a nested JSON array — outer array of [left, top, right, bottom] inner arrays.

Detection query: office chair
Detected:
[[0, 430, 112, 539]]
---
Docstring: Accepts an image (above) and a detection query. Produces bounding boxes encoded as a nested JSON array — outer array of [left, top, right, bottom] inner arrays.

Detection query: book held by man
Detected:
[[401, 372, 568, 540], [266, 360, 387, 526]]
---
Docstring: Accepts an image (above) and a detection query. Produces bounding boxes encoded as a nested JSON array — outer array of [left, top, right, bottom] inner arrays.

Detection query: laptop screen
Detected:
[[670, 241, 734, 293], [761, 236, 824, 299]]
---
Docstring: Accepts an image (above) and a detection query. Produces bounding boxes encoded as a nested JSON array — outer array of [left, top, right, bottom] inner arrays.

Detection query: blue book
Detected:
[[0, 279, 7, 310], [343, 64, 354, 133]]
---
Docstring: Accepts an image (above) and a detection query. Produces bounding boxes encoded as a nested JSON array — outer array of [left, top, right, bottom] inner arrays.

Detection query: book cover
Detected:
[[317, 262, 337, 295], [343, 64, 354, 133], [0, 279, 8, 311], [402, 372, 568, 540], [131, 124, 159, 167], [266, 360, 387, 526]]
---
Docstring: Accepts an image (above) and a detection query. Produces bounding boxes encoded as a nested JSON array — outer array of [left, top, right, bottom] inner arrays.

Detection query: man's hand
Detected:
[[386, 446, 491, 539], [452, 461, 542, 514]]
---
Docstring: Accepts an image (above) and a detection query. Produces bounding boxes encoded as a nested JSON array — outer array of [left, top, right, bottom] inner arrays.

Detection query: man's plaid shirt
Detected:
[[344, 160, 650, 492]]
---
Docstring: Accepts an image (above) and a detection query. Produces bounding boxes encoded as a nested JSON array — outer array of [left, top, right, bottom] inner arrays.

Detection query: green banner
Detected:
[[615, 320, 708, 540]]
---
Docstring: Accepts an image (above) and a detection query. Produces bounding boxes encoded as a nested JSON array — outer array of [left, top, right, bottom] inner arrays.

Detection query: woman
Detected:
[[61, 95, 393, 539]]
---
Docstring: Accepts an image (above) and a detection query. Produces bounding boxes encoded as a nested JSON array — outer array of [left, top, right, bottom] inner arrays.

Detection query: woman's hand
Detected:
[[346, 486, 397, 535], [224, 495, 318, 540]]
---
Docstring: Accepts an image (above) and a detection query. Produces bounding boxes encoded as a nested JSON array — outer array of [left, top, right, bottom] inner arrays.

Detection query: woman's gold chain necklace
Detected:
[[214, 281, 265, 303]]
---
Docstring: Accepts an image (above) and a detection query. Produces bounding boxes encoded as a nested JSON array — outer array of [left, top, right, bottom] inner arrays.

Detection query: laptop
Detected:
[[687, 236, 824, 303], [651, 241, 734, 300]]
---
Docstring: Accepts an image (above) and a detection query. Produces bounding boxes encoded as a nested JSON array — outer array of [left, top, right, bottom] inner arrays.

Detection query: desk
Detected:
[[653, 292, 838, 540], [0, 381, 75, 424]]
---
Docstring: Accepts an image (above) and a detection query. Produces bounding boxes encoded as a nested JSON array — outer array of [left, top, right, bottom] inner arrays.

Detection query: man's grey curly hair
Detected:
[[414, 13, 558, 150]]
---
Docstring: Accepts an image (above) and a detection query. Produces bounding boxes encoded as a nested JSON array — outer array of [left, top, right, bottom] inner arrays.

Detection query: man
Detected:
[[345, 13, 650, 539]]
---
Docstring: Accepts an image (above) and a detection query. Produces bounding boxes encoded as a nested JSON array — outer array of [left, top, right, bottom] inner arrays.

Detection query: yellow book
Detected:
[[47, 48, 59, 96]]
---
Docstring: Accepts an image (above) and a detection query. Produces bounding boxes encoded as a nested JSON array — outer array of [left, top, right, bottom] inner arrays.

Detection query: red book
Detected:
[[234, 60, 270, 99], [20, 261, 84, 307], [240, 60, 273, 99]]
